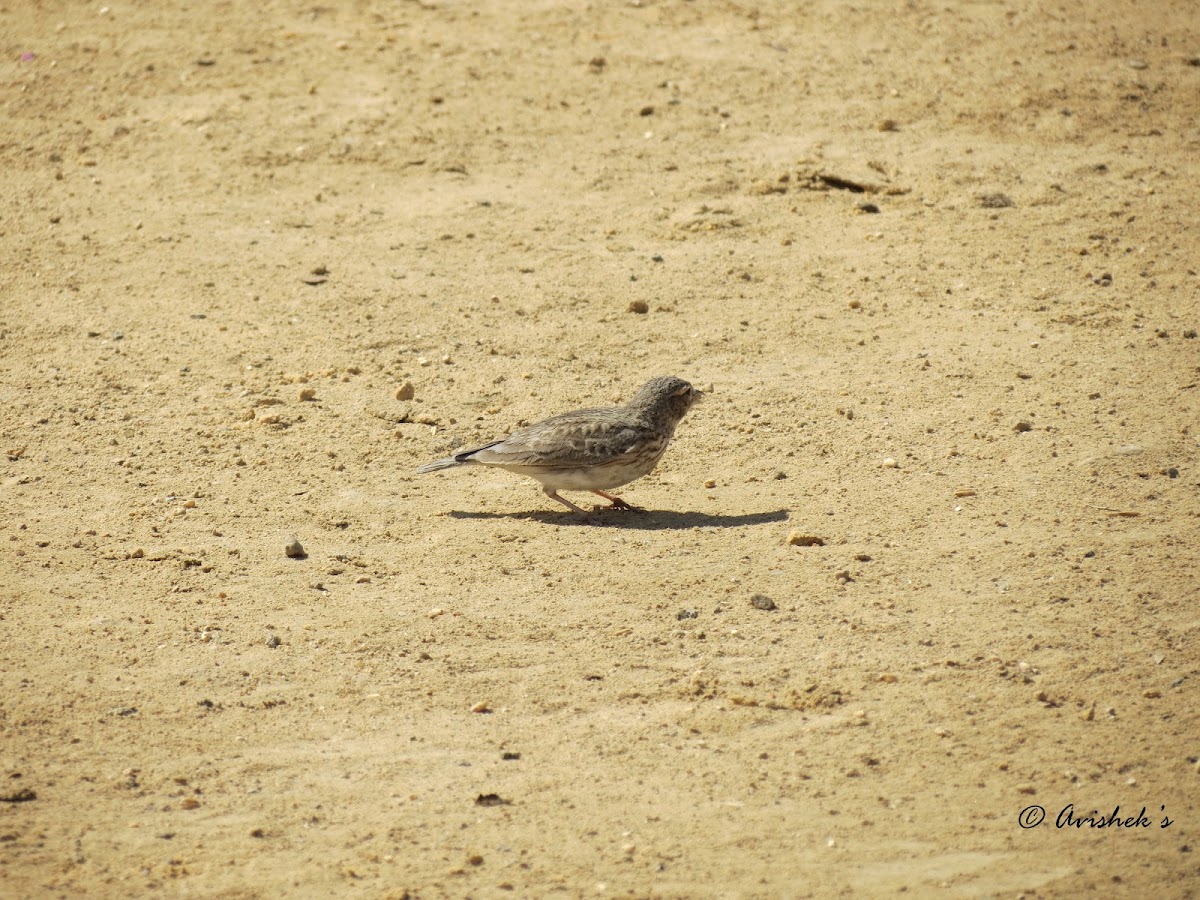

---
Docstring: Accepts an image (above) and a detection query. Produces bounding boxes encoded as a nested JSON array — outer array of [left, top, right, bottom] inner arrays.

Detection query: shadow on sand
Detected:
[[447, 507, 790, 530]]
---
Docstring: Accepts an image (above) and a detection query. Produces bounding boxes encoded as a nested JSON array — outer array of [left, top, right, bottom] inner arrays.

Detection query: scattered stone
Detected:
[[787, 531, 825, 547], [639, 105, 655, 116], [750, 179, 788, 195], [848, 299, 861, 309], [882, 457, 898, 468], [857, 202, 881, 214], [298, 387, 317, 401], [750, 593, 777, 611], [266, 634, 282, 648], [954, 489, 976, 498], [835, 570, 854, 584], [395, 381, 415, 401], [471, 701, 491, 714], [284, 537, 306, 559], [130, 547, 145, 559], [475, 793, 509, 807], [979, 192, 1014, 209], [704, 479, 717, 488], [0, 788, 37, 803], [627, 300, 649, 314], [676, 608, 699, 620], [1014, 421, 1033, 433], [1166, 467, 1179, 478], [876, 118, 900, 132]]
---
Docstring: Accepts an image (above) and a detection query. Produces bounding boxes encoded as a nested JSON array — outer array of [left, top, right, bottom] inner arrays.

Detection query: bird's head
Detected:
[[630, 375, 702, 424]]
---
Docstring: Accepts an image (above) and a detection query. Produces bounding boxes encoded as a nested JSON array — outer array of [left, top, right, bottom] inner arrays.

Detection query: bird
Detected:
[[415, 375, 702, 513]]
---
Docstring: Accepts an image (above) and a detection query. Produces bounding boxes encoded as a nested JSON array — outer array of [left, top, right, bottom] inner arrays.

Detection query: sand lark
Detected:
[[416, 375, 701, 513]]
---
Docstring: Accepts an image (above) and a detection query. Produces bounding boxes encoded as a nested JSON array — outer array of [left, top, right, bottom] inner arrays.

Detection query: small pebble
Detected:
[[298, 387, 317, 401], [395, 382, 415, 401], [266, 634, 282, 648], [1014, 421, 1033, 433], [979, 193, 1014, 209], [750, 594, 777, 611], [627, 300, 649, 314], [954, 489, 976, 498], [787, 531, 824, 547], [471, 701, 491, 714], [882, 457, 898, 468], [284, 537, 306, 559], [676, 608, 699, 620], [704, 479, 717, 489]]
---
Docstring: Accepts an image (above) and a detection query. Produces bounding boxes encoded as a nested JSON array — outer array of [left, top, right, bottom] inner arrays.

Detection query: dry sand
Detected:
[[2, 1, 1198, 896]]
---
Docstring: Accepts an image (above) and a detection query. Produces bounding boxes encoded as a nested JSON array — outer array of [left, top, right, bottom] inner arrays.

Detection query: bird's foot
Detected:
[[591, 493, 644, 512]]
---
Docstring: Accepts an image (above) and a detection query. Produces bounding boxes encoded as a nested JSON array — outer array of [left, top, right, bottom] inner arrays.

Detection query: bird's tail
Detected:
[[415, 456, 467, 474]]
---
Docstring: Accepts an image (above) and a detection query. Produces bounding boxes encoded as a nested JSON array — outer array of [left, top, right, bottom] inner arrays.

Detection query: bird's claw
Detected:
[[594, 497, 644, 512]]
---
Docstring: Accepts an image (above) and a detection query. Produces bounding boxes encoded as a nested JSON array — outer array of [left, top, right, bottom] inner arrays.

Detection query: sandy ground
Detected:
[[3, 1, 1199, 896]]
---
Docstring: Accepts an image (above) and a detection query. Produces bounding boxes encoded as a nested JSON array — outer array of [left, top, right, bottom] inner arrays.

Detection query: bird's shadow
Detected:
[[447, 507, 790, 530]]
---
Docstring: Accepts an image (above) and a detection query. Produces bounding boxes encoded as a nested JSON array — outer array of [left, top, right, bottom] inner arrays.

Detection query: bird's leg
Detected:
[[545, 487, 588, 514], [591, 490, 643, 511]]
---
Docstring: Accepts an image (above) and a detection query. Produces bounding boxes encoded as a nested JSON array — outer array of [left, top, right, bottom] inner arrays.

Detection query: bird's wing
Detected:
[[464, 408, 647, 469]]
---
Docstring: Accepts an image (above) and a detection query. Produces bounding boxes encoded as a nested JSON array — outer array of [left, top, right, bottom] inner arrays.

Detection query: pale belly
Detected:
[[503, 445, 668, 491]]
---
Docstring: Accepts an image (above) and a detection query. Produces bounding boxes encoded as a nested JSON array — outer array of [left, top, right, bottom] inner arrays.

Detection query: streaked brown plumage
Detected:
[[416, 375, 702, 513]]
